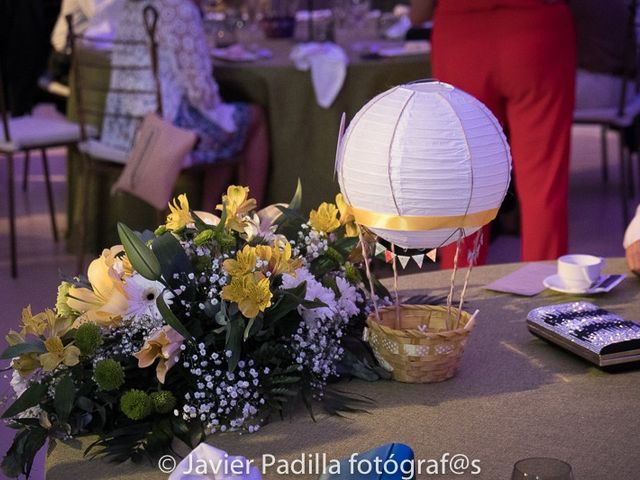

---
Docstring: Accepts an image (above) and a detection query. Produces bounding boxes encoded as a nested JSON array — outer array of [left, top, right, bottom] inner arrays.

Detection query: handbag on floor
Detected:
[[111, 112, 197, 210]]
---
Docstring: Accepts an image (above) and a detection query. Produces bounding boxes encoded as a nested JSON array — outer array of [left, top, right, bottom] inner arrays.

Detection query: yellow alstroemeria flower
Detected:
[[335, 193, 359, 237], [5, 329, 24, 347], [12, 353, 40, 377], [67, 247, 129, 327], [19, 306, 47, 337], [255, 244, 273, 262], [6, 328, 41, 377], [268, 240, 303, 276], [166, 194, 193, 231], [309, 202, 340, 234], [223, 245, 258, 277], [222, 273, 273, 319], [39, 336, 81, 372], [217, 186, 257, 232]]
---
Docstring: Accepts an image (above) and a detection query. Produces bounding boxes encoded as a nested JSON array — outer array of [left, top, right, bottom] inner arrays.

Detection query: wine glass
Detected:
[[512, 458, 575, 480]]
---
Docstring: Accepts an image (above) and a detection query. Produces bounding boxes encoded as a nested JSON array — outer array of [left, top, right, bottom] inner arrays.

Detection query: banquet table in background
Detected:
[[66, 39, 429, 252], [212, 39, 430, 210], [46, 259, 640, 480]]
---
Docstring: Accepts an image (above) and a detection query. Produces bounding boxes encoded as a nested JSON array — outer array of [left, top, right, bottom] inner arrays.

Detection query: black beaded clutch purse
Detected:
[[527, 302, 640, 366]]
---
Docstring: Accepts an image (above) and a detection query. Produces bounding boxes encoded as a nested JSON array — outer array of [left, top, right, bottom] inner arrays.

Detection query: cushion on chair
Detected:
[[0, 116, 90, 151], [574, 94, 640, 128], [78, 139, 129, 164]]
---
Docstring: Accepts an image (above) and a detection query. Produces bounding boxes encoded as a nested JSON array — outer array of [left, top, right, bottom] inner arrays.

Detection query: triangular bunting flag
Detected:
[[397, 255, 411, 269], [412, 254, 424, 268], [384, 250, 394, 263], [426, 249, 437, 262], [374, 242, 386, 257]]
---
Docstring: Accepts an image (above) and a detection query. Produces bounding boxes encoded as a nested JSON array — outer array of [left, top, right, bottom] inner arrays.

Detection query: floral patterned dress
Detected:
[[101, 0, 251, 164]]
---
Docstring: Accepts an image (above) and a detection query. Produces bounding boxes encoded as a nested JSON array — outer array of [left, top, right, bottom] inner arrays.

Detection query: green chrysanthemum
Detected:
[[94, 359, 124, 391], [323, 277, 338, 293], [344, 263, 362, 285], [214, 230, 236, 251], [325, 247, 344, 265], [150, 391, 177, 414], [120, 389, 152, 420], [194, 229, 215, 246], [55, 281, 75, 317], [74, 322, 103, 355]]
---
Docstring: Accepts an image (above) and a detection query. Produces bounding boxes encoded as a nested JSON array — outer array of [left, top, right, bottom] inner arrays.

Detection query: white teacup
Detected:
[[557, 254, 604, 290]]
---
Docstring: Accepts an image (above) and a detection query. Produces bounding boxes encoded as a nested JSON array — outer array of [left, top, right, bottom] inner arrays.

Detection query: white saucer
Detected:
[[543, 274, 593, 295]]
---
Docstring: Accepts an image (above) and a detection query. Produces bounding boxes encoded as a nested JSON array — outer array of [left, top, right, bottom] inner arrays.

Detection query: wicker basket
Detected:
[[365, 304, 474, 383]]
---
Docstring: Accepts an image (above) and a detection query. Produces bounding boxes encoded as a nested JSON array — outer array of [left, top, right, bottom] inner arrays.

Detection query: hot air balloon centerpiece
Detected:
[[336, 81, 512, 383]]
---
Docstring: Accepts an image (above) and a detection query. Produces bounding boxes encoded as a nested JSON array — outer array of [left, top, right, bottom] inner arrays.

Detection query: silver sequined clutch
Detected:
[[527, 302, 640, 366]]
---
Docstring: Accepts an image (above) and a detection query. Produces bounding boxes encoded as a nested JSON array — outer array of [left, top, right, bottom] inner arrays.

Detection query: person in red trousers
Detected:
[[411, 0, 576, 269]]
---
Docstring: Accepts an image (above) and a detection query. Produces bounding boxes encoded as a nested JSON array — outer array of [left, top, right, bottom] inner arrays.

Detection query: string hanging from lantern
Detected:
[[391, 243, 401, 329], [358, 229, 380, 323], [446, 229, 464, 330], [456, 229, 484, 328]]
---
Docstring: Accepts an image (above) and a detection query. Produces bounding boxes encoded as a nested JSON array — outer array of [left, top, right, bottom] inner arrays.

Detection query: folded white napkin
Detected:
[[623, 204, 640, 248], [169, 443, 261, 480], [384, 15, 411, 40], [290, 42, 348, 108]]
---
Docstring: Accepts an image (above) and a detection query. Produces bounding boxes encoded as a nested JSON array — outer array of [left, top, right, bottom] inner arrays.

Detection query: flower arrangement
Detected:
[[1, 184, 390, 478]]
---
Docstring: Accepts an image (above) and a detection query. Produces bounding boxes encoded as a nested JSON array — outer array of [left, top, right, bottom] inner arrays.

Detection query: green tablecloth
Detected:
[[213, 39, 429, 210], [46, 259, 640, 480], [67, 40, 429, 252]]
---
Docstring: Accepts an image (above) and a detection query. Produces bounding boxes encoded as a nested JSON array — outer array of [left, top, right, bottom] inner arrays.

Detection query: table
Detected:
[[66, 40, 429, 252], [46, 259, 640, 479], [213, 39, 430, 210]]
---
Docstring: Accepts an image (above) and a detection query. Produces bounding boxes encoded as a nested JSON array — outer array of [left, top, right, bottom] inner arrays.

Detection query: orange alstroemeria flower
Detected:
[[133, 326, 184, 384]]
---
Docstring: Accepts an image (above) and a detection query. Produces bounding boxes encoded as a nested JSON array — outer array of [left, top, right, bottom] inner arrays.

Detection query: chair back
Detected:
[[66, 5, 162, 143]]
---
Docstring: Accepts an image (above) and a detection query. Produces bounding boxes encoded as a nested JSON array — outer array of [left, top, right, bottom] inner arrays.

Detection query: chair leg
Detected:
[[7, 153, 18, 277], [22, 150, 30, 192], [41, 149, 59, 242], [76, 155, 92, 274], [600, 125, 609, 183], [620, 142, 630, 226], [627, 148, 635, 198]]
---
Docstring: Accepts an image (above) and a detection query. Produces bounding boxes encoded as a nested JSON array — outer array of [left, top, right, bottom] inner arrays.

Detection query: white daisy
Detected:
[[123, 274, 169, 321]]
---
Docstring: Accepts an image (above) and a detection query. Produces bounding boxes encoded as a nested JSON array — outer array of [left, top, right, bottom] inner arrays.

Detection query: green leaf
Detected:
[[215, 301, 228, 326], [271, 376, 301, 384], [215, 204, 228, 234], [54, 375, 75, 423], [243, 318, 255, 341], [156, 295, 192, 341], [152, 232, 193, 284], [1, 427, 48, 478], [0, 341, 45, 360], [117, 223, 161, 281], [288, 179, 303, 211], [332, 236, 359, 256], [2, 384, 47, 419], [225, 316, 244, 372], [75, 396, 93, 412], [266, 282, 307, 323], [190, 211, 209, 232]]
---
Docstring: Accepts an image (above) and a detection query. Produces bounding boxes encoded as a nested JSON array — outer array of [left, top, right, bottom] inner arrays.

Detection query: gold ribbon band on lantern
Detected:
[[347, 206, 499, 231]]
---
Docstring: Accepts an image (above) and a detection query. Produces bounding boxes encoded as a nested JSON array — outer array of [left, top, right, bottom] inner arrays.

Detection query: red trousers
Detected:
[[433, 3, 576, 268]]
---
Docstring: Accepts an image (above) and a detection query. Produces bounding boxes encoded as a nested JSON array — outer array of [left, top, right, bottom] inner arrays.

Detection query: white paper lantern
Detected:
[[336, 81, 512, 249]]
